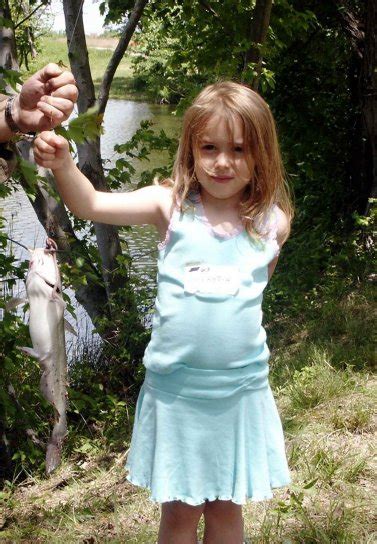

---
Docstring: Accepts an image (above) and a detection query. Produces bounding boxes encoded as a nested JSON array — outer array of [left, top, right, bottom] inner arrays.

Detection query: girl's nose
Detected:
[[215, 152, 231, 168]]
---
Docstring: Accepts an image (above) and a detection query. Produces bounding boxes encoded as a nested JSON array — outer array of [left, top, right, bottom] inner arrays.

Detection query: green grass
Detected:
[[24, 34, 152, 102]]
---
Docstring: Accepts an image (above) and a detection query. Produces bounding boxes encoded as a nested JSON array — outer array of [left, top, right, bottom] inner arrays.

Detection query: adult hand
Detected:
[[12, 63, 78, 133]]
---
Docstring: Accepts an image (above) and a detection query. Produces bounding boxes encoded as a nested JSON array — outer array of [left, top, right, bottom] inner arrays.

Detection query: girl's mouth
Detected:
[[210, 175, 234, 184]]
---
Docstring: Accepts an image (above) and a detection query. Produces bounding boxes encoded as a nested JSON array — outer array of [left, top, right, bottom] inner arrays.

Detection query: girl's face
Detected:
[[194, 113, 255, 204]]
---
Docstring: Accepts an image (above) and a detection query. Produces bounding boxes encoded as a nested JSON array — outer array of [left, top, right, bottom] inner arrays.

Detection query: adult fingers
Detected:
[[38, 63, 64, 84], [37, 103, 65, 126], [45, 71, 76, 94], [50, 83, 79, 103], [37, 97, 73, 123]]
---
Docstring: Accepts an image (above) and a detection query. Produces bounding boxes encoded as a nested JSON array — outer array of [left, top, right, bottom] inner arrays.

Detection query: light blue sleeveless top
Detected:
[[143, 190, 280, 399]]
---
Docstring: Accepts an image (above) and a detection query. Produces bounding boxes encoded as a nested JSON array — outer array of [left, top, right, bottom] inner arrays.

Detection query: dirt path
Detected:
[[56, 36, 118, 50]]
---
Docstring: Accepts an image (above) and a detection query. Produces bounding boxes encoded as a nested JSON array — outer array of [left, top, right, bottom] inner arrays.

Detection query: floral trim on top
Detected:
[[157, 189, 281, 258], [190, 190, 245, 240]]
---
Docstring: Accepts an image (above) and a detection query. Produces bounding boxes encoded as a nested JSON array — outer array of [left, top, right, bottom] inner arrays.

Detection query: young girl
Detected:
[[34, 81, 294, 544]]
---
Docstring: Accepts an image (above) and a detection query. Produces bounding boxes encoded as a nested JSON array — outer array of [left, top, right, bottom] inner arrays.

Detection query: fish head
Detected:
[[27, 248, 62, 297]]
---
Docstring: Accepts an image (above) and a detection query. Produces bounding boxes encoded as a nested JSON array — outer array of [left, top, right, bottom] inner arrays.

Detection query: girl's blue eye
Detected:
[[234, 147, 243, 153], [202, 144, 215, 150]]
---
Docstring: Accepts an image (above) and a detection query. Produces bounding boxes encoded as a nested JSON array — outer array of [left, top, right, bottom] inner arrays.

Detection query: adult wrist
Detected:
[[5, 95, 36, 141]]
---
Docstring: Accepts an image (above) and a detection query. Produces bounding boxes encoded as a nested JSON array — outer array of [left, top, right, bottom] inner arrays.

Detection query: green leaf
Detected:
[[64, 107, 105, 144], [302, 477, 319, 489], [18, 157, 39, 188], [0, 68, 23, 93]]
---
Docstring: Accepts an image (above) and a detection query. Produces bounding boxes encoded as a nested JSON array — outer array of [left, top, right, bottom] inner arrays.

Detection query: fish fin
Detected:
[[64, 318, 77, 337], [5, 297, 28, 311], [17, 346, 40, 359]]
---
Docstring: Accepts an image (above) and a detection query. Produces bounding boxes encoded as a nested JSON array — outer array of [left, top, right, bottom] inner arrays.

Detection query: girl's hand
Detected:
[[33, 131, 71, 171]]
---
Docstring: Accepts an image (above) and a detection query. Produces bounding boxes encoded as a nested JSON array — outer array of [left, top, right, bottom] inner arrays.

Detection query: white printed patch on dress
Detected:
[[184, 264, 240, 295]]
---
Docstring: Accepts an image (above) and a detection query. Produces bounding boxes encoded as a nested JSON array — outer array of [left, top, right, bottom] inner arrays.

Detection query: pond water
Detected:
[[0, 98, 181, 360]]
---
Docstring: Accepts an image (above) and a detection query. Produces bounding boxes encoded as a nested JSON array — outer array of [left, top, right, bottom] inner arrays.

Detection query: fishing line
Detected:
[[67, 0, 86, 56], [6, 236, 29, 251]]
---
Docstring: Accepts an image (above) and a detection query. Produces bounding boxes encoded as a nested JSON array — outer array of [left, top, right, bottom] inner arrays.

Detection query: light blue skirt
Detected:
[[124, 367, 292, 505]]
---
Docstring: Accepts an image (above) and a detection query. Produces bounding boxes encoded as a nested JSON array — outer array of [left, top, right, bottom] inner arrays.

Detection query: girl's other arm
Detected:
[[267, 207, 290, 281], [33, 131, 167, 228]]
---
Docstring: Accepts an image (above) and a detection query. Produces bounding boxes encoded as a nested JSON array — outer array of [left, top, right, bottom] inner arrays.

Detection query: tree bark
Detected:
[[241, 0, 273, 91]]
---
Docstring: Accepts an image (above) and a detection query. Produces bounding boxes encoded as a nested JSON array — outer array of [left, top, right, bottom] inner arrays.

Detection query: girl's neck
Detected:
[[197, 189, 245, 236], [199, 187, 243, 214]]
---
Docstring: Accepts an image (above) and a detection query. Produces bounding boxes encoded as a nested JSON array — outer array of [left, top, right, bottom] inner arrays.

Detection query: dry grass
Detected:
[[54, 36, 119, 50]]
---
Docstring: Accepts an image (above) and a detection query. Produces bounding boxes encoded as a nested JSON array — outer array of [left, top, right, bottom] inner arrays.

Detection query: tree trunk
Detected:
[[0, 0, 18, 73], [62, 0, 150, 338], [241, 0, 273, 91], [62, 0, 129, 307], [362, 0, 377, 214], [336, 0, 376, 215]]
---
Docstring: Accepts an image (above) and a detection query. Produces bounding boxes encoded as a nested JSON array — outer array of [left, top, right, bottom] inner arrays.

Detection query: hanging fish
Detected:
[[6, 237, 76, 475]]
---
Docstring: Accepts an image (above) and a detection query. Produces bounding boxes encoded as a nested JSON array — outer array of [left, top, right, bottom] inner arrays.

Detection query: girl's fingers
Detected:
[[33, 145, 66, 169], [33, 149, 55, 166], [35, 130, 62, 146], [33, 145, 56, 159], [34, 133, 68, 159], [33, 130, 68, 170], [34, 137, 56, 154]]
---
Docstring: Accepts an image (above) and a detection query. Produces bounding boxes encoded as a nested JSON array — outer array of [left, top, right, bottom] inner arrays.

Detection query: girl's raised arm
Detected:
[[34, 131, 166, 228]]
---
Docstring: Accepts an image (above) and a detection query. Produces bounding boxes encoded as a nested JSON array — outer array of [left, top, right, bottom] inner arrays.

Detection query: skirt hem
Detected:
[[124, 465, 291, 506]]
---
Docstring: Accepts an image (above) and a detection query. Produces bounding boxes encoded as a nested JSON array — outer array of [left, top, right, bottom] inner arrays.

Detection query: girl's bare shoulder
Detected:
[[273, 204, 290, 247]]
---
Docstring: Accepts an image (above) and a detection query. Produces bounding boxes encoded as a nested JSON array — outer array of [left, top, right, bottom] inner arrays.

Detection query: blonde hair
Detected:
[[157, 80, 294, 242]]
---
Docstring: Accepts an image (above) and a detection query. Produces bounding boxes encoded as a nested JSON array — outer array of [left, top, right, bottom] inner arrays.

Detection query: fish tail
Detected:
[[45, 409, 68, 476]]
